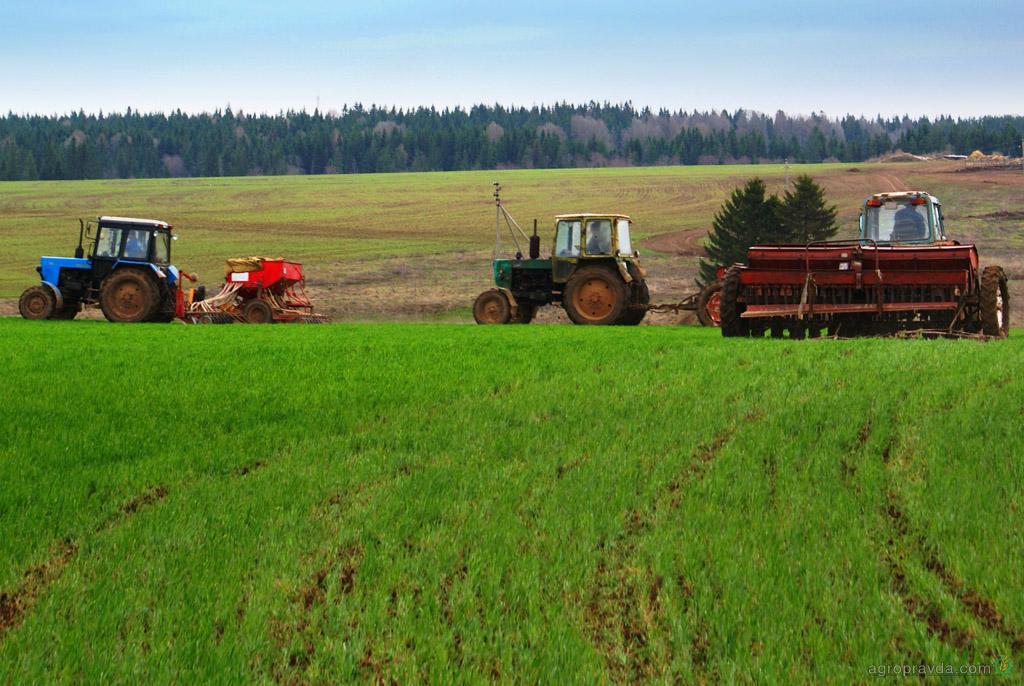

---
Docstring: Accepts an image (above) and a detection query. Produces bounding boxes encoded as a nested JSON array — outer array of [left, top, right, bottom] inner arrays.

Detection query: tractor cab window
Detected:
[[616, 219, 632, 254], [124, 229, 151, 260], [153, 232, 170, 263], [864, 201, 930, 242], [94, 227, 124, 258], [555, 220, 581, 257], [933, 204, 944, 239], [585, 219, 612, 255]]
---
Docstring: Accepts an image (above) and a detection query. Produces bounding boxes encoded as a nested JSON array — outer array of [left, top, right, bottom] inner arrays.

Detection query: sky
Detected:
[[3, 0, 1023, 118]]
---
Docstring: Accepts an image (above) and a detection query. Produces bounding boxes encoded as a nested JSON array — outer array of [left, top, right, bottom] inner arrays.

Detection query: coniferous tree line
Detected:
[[698, 175, 838, 286], [0, 104, 1021, 181]]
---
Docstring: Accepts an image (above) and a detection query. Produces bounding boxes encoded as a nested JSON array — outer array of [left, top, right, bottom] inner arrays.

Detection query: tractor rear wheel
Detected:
[[564, 266, 627, 325], [473, 289, 512, 324], [618, 280, 650, 326], [18, 286, 56, 320], [100, 268, 160, 323], [696, 281, 722, 327], [980, 266, 1010, 337], [242, 298, 274, 324], [719, 266, 748, 337]]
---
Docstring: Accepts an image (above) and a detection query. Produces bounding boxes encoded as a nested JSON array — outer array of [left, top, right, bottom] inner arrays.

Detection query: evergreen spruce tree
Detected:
[[698, 178, 782, 285], [778, 175, 838, 243]]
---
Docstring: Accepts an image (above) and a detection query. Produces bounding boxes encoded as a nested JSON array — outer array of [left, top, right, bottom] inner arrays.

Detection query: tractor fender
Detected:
[[40, 281, 64, 310], [616, 260, 634, 284], [113, 260, 167, 281], [495, 287, 519, 318]]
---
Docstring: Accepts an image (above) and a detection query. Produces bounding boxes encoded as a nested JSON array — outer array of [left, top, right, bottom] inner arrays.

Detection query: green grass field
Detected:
[[1, 319, 1021, 683]]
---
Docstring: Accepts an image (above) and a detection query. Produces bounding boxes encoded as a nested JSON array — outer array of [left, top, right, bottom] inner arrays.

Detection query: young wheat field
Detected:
[[0, 320, 1021, 683]]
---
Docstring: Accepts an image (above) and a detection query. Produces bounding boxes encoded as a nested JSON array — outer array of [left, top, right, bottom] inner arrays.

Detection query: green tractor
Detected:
[[473, 183, 650, 325]]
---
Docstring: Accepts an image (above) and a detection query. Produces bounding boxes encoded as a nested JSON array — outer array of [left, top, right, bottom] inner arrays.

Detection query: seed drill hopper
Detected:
[[182, 257, 328, 323]]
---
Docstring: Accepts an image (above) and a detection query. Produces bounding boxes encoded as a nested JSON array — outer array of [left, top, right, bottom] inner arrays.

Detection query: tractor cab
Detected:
[[860, 192, 947, 244], [89, 216, 174, 265], [552, 214, 636, 281]]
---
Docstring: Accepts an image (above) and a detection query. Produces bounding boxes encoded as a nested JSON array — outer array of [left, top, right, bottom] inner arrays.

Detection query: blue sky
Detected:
[[3, 0, 1022, 117]]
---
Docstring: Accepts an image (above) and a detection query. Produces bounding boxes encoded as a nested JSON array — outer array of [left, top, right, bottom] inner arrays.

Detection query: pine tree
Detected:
[[698, 178, 783, 285], [778, 175, 838, 243]]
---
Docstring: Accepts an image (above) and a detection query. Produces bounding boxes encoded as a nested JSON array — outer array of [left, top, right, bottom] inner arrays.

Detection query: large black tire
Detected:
[[696, 281, 722, 327], [512, 303, 537, 324], [617, 280, 649, 326], [980, 266, 1010, 338], [473, 289, 512, 324], [564, 266, 628, 325], [100, 268, 160, 323], [18, 285, 56, 320], [719, 266, 748, 337], [242, 298, 274, 324]]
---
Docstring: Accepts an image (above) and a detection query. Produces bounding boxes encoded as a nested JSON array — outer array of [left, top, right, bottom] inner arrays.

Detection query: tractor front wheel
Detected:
[[100, 268, 160, 323], [51, 300, 82, 320], [512, 303, 537, 324], [980, 265, 1010, 338], [18, 286, 56, 320], [564, 266, 628, 325], [242, 299, 274, 324], [473, 289, 512, 324]]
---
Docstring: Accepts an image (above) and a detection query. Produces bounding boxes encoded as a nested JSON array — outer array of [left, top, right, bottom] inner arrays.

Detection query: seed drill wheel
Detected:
[[473, 289, 512, 324], [100, 268, 159, 323], [980, 265, 1010, 338], [564, 266, 627, 325], [718, 266, 748, 337], [18, 286, 56, 320], [242, 298, 274, 324], [696, 281, 723, 327]]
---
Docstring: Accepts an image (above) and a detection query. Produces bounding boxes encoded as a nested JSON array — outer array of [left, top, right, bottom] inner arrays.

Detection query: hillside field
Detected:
[[0, 161, 1021, 322], [0, 319, 1022, 683]]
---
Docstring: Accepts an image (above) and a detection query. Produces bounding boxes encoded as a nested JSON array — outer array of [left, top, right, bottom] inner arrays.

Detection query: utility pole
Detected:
[[785, 157, 790, 188]]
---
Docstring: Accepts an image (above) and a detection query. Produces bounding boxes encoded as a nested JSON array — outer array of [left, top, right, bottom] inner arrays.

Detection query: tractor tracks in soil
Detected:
[[583, 409, 762, 684], [0, 484, 169, 641], [0, 453, 271, 645], [879, 437, 1023, 658], [266, 474, 393, 686]]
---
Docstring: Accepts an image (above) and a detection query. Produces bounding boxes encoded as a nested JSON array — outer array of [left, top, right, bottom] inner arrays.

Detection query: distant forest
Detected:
[[0, 104, 1021, 181]]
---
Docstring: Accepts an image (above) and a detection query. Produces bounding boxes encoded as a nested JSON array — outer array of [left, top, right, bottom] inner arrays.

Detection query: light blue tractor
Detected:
[[19, 216, 192, 322]]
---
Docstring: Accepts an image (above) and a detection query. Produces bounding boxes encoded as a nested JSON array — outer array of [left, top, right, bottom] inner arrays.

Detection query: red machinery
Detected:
[[179, 257, 328, 323], [719, 192, 1010, 338]]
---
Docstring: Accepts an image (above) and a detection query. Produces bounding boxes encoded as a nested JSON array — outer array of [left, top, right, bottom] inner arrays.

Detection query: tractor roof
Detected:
[[98, 216, 172, 229], [555, 213, 631, 220], [867, 191, 940, 205]]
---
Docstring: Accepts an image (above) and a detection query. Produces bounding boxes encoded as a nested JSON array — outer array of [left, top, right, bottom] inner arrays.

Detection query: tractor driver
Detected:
[[125, 230, 148, 259], [586, 220, 612, 254], [892, 203, 927, 240]]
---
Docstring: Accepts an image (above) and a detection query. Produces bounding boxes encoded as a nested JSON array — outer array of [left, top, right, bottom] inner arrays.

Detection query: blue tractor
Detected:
[[18, 216, 189, 323]]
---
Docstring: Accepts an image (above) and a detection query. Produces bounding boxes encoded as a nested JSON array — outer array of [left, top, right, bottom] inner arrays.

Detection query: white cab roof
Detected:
[[98, 216, 171, 228]]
